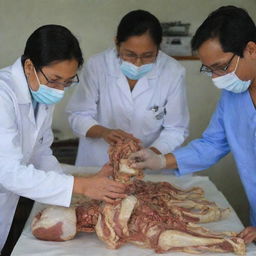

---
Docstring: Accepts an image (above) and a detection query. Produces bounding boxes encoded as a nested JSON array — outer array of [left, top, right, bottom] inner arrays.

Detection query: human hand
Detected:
[[73, 173, 126, 204], [128, 148, 166, 170], [101, 128, 140, 145], [238, 226, 256, 244]]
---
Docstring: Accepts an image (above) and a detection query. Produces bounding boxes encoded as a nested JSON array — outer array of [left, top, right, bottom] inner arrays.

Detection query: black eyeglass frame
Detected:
[[38, 68, 79, 88], [200, 54, 236, 76]]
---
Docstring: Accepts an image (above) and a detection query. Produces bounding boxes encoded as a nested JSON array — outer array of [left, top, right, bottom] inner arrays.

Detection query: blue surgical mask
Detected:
[[30, 69, 64, 104], [212, 57, 251, 93], [120, 61, 154, 80]]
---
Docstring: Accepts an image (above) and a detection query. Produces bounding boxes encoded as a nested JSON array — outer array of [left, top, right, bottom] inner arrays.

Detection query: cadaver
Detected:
[[31, 139, 246, 255]]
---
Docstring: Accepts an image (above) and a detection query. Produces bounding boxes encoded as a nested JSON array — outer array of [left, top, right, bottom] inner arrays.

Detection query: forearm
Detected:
[[73, 176, 87, 195], [86, 125, 109, 138], [164, 153, 178, 169]]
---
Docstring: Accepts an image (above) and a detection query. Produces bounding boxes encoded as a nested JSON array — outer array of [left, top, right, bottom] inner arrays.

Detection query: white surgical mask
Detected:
[[212, 56, 251, 93], [30, 68, 64, 104], [120, 61, 154, 80]]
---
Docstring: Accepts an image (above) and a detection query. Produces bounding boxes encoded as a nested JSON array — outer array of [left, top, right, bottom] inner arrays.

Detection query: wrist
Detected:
[[73, 177, 88, 195], [101, 127, 110, 139], [159, 154, 167, 169], [86, 125, 109, 139], [165, 153, 177, 169]]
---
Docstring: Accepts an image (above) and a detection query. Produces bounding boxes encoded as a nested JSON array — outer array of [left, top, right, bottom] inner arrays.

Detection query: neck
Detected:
[[127, 78, 137, 91]]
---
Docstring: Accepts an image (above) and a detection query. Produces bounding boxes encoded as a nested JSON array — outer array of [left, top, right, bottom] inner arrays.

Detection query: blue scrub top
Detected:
[[173, 90, 256, 226]]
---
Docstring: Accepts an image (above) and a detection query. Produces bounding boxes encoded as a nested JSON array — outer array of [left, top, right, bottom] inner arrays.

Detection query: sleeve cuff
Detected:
[[51, 174, 74, 207], [173, 147, 198, 176]]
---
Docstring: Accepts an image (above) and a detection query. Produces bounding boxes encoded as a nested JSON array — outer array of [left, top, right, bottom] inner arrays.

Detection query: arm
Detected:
[[66, 60, 138, 144], [87, 125, 140, 144], [172, 92, 229, 175], [150, 68, 189, 154], [0, 90, 73, 207], [130, 93, 230, 172], [66, 59, 100, 138], [0, 90, 126, 206]]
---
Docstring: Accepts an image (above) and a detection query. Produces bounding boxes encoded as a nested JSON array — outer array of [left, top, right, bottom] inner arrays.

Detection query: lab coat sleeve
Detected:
[[150, 67, 189, 154], [173, 92, 230, 175], [0, 90, 73, 207], [66, 60, 99, 137], [31, 106, 63, 173]]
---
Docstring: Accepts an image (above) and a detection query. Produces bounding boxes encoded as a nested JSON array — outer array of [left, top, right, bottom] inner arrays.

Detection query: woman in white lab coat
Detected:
[[67, 10, 189, 167], [0, 25, 126, 253]]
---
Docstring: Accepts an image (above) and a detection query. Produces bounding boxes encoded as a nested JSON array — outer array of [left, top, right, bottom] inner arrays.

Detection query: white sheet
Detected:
[[11, 165, 256, 256]]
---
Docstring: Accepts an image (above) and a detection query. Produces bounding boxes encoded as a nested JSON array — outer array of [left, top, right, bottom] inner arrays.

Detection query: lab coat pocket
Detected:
[[142, 107, 165, 136]]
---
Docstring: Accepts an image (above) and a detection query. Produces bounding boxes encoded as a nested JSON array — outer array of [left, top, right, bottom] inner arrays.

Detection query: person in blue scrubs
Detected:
[[129, 6, 256, 244]]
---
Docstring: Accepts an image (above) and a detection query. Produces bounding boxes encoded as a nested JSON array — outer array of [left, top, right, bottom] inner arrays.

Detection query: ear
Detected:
[[23, 59, 34, 77], [115, 39, 121, 57], [245, 41, 256, 59]]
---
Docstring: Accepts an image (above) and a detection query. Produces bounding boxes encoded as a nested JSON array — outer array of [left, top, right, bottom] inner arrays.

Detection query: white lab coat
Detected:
[[0, 58, 74, 251], [67, 48, 189, 167]]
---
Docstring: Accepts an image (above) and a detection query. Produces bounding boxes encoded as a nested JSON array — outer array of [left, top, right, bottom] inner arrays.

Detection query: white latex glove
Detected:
[[128, 148, 166, 170]]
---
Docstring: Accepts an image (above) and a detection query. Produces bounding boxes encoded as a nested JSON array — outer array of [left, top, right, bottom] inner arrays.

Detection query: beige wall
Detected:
[[0, 0, 255, 225]]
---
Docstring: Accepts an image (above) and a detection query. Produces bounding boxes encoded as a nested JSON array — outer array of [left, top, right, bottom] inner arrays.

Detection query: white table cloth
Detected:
[[11, 165, 256, 256]]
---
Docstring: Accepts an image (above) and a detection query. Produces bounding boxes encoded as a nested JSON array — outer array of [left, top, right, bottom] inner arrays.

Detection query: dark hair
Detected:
[[116, 10, 162, 47], [22, 24, 84, 70], [191, 6, 256, 57]]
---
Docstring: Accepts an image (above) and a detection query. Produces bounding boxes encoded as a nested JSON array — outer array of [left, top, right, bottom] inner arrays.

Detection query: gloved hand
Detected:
[[128, 148, 166, 170]]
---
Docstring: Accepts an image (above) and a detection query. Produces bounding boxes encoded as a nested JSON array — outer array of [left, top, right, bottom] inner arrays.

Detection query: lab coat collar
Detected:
[[107, 48, 159, 80], [11, 57, 32, 105], [10, 58, 47, 127]]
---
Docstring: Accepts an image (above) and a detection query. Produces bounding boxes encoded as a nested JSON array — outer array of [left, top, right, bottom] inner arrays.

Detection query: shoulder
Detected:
[[81, 48, 119, 80], [0, 65, 13, 88], [85, 48, 114, 70], [0, 82, 16, 117], [0, 66, 15, 103]]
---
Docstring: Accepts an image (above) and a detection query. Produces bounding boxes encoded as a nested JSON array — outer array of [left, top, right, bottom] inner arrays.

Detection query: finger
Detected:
[[128, 151, 144, 160], [243, 234, 255, 244], [132, 137, 141, 143], [109, 181, 127, 191], [109, 134, 123, 144], [106, 191, 127, 199], [116, 130, 133, 137], [103, 196, 116, 204], [130, 161, 147, 169], [116, 130, 140, 142], [109, 185, 127, 193], [238, 228, 250, 238], [127, 159, 135, 166]]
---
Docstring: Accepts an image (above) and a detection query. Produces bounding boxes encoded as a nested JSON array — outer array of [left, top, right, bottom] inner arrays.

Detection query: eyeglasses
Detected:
[[200, 54, 236, 76], [120, 52, 158, 64], [39, 68, 79, 88]]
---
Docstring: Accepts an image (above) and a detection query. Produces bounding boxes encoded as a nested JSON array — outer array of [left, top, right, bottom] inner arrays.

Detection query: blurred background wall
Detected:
[[0, 0, 255, 225]]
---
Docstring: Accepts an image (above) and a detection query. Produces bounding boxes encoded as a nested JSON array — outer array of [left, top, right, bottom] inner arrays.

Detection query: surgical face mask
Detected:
[[30, 69, 65, 104], [120, 61, 154, 80], [212, 57, 251, 93]]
